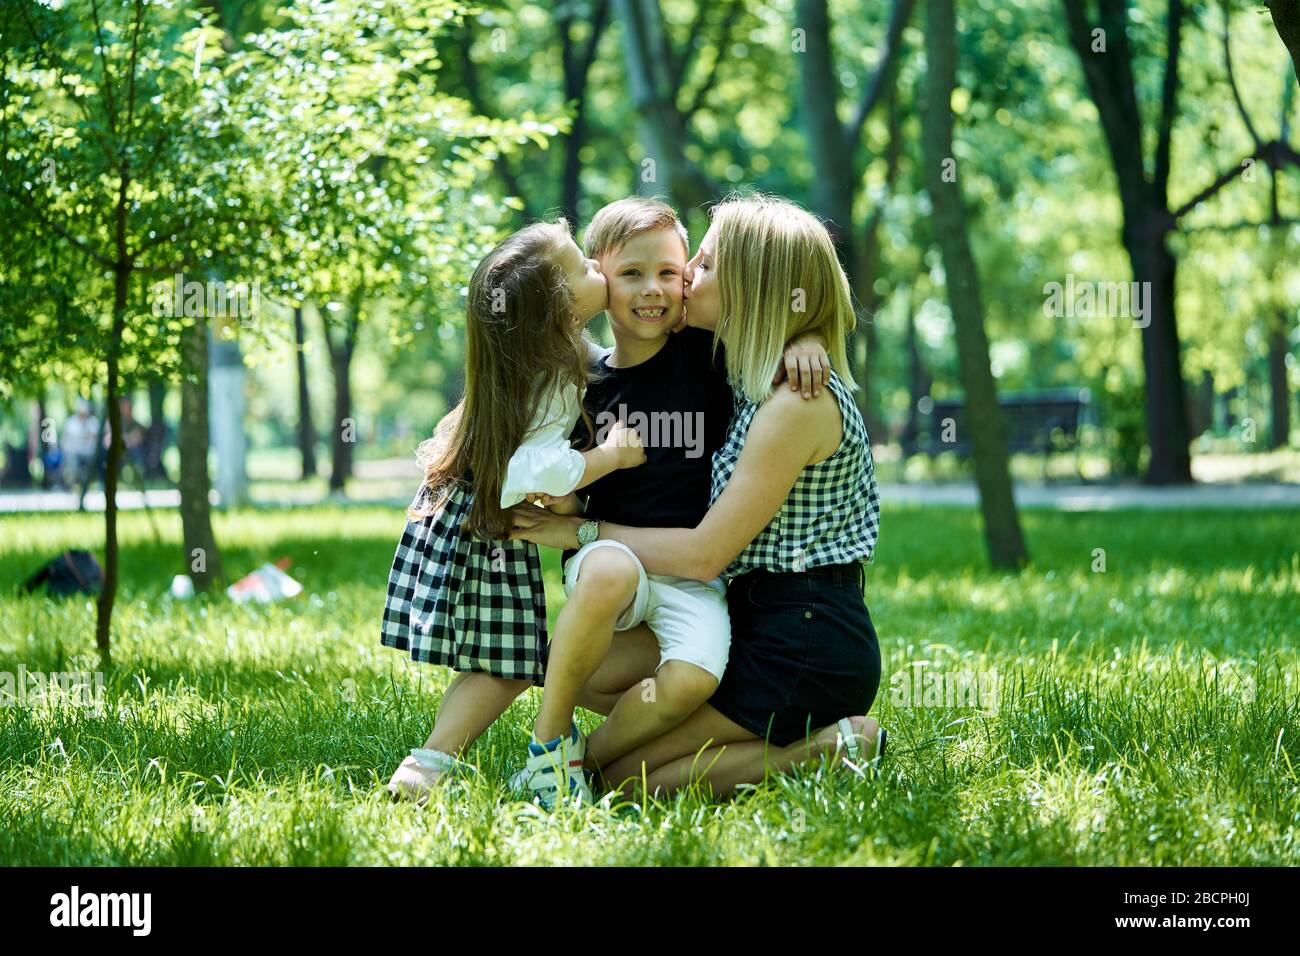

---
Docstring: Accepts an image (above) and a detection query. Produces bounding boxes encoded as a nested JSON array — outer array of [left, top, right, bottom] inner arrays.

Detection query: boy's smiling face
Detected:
[[599, 227, 687, 343]]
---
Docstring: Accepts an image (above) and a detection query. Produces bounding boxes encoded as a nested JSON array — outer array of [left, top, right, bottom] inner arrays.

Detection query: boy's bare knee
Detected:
[[571, 549, 639, 610]]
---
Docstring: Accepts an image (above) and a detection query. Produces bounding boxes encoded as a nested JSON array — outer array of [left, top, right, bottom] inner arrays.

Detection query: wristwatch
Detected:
[[576, 519, 600, 547]]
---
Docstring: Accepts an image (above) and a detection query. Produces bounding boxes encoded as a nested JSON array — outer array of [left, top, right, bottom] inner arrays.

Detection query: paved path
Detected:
[[4, 481, 1298, 515], [881, 482, 1300, 511]]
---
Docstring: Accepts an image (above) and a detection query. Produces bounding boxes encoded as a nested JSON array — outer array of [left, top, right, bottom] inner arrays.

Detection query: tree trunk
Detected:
[[1061, 0, 1194, 485], [179, 316, 223, 591], [797, 0, 872, 420], [328, 348, 353, 493], [145, 378, 168, 480], [1269, 318, 1292, 449], [1269, 0, 1300, 84], [1220, 385, 1239, 432], [798, 0, 857, 266], [1123, 222, 1193, 483], [560, 102, 587, 228], [1189, 370, 1214, 439], [795, 0, 910, 436], [856, 94, 903, 443], [614, 0, 719, 213], [294, 305, 317, 479], [901, 289, 930, 458], [96, 264, 129, 668], [558, 1, 610, 226], [34, 396, 49, 488], [324, 296, 360, 494], [922, 0, 1027, 569]]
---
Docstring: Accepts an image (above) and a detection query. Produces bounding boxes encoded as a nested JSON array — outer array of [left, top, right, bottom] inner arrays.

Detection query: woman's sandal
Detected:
[[834, 717, 887, 776], [386, 748, 477, 808]]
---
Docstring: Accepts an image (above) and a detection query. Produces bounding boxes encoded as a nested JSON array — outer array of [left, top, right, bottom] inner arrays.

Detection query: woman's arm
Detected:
[[511, 387, 840, 580]]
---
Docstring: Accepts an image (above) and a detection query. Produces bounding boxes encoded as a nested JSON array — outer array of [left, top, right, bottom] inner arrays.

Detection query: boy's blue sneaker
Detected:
[[512, 723, 593, 809]]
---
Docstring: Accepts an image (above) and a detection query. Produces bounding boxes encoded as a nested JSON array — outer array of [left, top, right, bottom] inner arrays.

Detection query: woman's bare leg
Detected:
[[642, 715, 882, 799], [600, 702, 756, 794], [585, 661, 718, 770]]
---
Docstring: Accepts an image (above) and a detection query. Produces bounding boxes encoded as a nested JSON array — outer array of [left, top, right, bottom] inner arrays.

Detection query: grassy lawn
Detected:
[[0, 502, 1296, 866]]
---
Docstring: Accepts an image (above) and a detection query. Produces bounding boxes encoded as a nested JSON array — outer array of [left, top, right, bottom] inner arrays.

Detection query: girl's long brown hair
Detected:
[[411, 220, 594, 540]]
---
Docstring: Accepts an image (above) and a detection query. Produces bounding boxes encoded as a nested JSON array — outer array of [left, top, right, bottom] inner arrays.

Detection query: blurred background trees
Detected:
[[2, 0, 1298, 641]]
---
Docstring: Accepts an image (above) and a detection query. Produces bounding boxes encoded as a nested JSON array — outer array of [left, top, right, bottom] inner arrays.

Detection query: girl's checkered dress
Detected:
[[381, 482, 549, 683], [709, 370, 880, 581]]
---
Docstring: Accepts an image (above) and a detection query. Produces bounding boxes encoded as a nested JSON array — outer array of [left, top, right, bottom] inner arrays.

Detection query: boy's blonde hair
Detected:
[[709, 193, 858, 403], [583, 196, 689, 261]]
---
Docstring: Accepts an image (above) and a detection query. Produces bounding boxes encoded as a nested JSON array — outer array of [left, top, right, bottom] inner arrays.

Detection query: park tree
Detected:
[[1060, 0, 1300, 483], [611, 0, 723, 212], [0, 0, 277, 662], [441, 1, 813, 243], [0, 0, 558, 664], [555, 1, 614, 225], [452, 4, 611, 226], [922, 0, 1028, 569], [292, 305, 318, 478], [1221, 7, 1299, 448]]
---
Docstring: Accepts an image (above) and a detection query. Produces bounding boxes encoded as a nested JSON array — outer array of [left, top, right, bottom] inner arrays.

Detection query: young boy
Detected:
[[516, 197, 827, 808]]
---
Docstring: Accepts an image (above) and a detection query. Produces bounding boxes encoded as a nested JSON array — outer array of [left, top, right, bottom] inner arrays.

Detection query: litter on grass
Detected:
[[226, 558, 304, 604]]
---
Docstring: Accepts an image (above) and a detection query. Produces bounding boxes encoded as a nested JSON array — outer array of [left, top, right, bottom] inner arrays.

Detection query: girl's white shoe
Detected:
[[386, 748, 476, 807]]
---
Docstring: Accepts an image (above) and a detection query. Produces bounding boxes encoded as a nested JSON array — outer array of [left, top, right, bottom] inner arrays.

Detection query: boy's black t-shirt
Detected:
[[568, 326, 735, 536]]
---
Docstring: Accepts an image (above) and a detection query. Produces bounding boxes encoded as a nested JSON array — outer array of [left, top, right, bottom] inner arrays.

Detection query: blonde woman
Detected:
[[511, 194, 886, 798]]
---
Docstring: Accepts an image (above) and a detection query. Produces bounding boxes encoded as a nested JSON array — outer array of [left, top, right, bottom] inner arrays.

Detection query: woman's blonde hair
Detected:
[[709, 193, 857, 403], [411, 219, 594, 539]]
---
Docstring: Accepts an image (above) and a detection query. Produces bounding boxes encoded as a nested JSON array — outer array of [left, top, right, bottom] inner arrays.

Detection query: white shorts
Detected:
[[562, 540, 731, 682]]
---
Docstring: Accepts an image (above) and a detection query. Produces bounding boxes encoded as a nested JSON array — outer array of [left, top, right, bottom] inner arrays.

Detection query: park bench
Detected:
[[914, 387, 1093, 479]]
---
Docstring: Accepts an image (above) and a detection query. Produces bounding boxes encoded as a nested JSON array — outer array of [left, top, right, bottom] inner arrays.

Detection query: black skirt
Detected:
[[709, 563, 881, 747]]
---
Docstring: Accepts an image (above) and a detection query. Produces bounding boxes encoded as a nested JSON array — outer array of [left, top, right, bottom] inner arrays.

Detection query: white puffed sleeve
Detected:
[[499, 380, 587, 509]]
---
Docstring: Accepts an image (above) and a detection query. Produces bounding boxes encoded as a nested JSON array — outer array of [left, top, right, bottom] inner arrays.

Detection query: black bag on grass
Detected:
[[24, 550, 103, 597]]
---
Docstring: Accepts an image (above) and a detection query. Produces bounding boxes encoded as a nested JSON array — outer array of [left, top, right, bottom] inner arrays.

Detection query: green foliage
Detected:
[[0, 0, 559, 392], [0, 0, 247, 388], [230, 0, 563, 325]]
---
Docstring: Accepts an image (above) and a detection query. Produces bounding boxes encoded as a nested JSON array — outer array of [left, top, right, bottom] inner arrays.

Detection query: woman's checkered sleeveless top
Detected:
[[709, 370, 880, 582]]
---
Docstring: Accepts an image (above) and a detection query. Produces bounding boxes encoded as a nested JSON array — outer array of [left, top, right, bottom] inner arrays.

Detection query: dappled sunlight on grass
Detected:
[[1, 504, 1297, 864]]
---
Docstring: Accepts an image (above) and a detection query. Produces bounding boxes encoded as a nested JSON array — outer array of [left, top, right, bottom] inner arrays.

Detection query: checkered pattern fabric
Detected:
[[380, 483, 549, 683], [709, 371, 881, 582]]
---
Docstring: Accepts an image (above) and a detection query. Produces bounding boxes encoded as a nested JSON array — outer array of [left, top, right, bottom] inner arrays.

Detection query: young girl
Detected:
[[382, 220, 645, 805]]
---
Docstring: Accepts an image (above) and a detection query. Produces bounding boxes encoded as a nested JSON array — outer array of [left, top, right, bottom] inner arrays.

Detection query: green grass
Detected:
[[1, 503, 1297, 865]]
